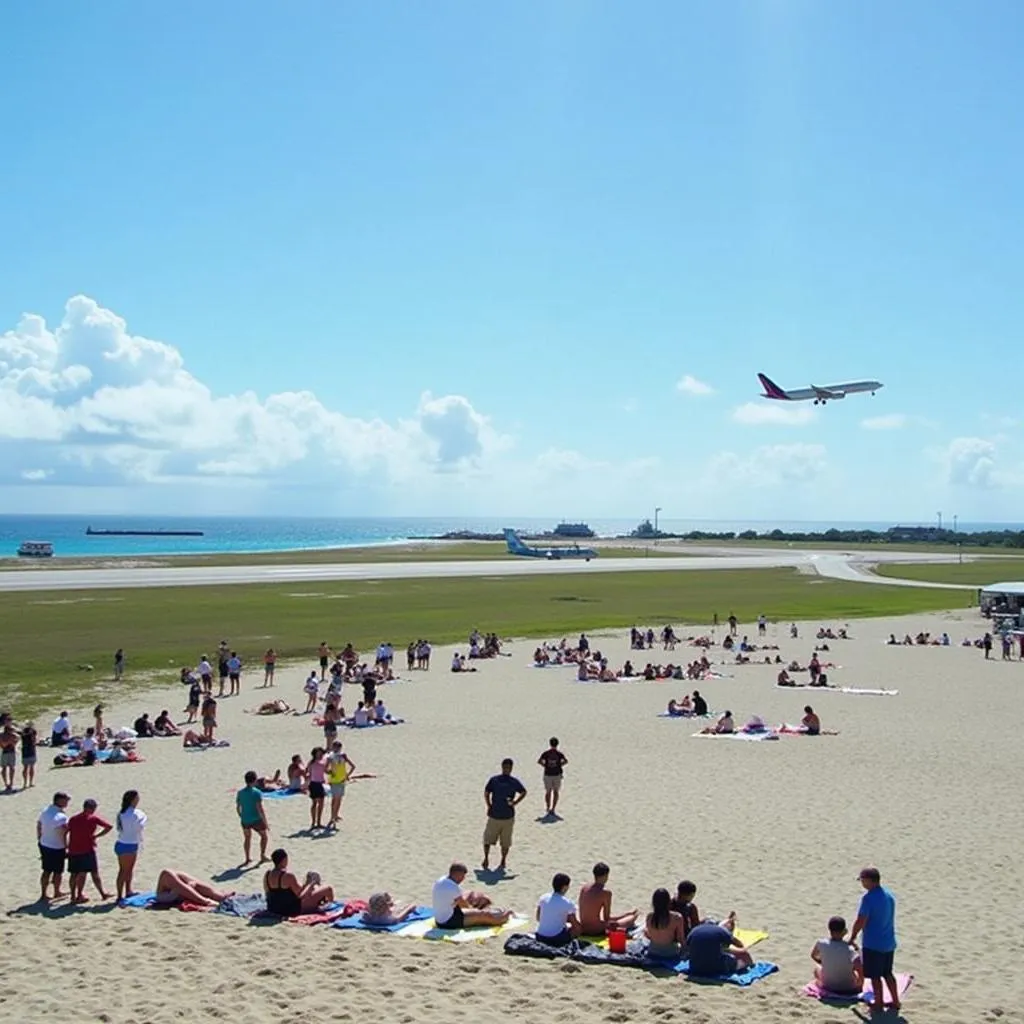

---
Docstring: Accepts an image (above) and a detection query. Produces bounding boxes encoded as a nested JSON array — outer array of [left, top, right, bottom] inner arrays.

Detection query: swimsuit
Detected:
[[265, 871, 301, 918]]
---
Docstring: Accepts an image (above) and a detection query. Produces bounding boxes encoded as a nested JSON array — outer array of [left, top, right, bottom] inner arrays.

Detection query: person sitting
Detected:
[[887, 634, 898, 645], [133, 714, 155, 738], [687, 916, 753, 977], [801, 706, 821, 736], [666, 694, 693, 717], [155, 869, 233, 908], [182, 729, 218, 748], [577, 862, 638, 936], [622, 660, 634, 677], [811, 915, 863, 995], [373, 699, 389, 722], [838, 627, 848, 640], [432, 861, 511, 930], [153, 710, 180, 736], [255, 769, 287, 792], [535, 872, 581, 947], [692, 690, 708, 716], [363, 891, 418, 927], [669, 880, 701, 940], [722, 635, 734, 651], [286, 754, 306, 792], [533, 647, 549, 666], [777, 668, 795, 686], [741, 715, 768, 733], [351, 702, 371, 727], [642, 888, 686, 959], [105, 739, 132, 762], [263, 848, 335, 917], [701, 711, 734, 735], [940, 632, 951, 646], [451, 653, 476, 673]]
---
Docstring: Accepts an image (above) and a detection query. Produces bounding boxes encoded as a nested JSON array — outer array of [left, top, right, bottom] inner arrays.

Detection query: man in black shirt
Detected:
[[537, 737, 568, 817], [692, 690, 708, 717], [483, 758, 527, 871]]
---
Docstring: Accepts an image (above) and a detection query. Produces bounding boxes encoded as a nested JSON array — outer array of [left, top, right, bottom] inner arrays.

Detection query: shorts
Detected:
[[265, 664, 275, 674], [320, 657, 329, 668], [202, 717, 215, 729], [22, 754, 36, 766], [241, 821, 266, 833], [218, 662, 228, 679], [329, 783, 346, 798], [68, 852, 97, 875], [309, 781, 325, 800], [229, 673, 240, 682], [483, 816, 515, 851], [435, 906, 465, 930], [692, 953, 737, 977], [83, 750, 97, 766], [862, 948, 895, 979], [201, 674, 212, 686], [114, 841, 139, 857], [543, 775, 562, 793], [39, 844, 66, 874], [0, 750, 15, 767], [537, 928, 572, 947]]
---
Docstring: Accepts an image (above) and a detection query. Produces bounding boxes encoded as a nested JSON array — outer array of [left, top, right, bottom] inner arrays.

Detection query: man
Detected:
[[728, 613, 738, 636], [483, 758, 527, 871], [37, 791, 71, 900], [114, 648, 125, 681], [692, 690, 708, 716], [0, 719, 18, 791], [537, 737, 568, 817], [197, 655, 213, 690], [217, 640, 230, 696], [687, 919, 753, 977], [66, 798, 113, 903], [235, 770, 269, 864], [432, 861, 511, 930], [227, 651, 242, 696], [133, 713, 154, 738], [51, 711, 71, 747], [318, 642, 331, 680], [536, 872, 580, 946], [758, 613, 767, 637], [811, 915, 863, 996], [578, 862, 639, 935], [849, 866, 900, 1012], [325, 740, 355, 829]]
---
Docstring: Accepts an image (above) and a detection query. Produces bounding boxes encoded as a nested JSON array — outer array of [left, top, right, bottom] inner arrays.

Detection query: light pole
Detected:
[[953, 514, 958, 533], [937, 511, 942, 532], [654, 507, 662, 541]]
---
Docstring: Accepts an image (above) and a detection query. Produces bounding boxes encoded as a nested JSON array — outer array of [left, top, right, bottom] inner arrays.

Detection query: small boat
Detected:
[[18, 540, 54, 558], [86, 527, 204, 536]]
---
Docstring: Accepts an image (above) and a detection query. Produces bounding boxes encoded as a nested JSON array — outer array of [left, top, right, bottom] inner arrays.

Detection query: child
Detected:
[[811, 915, 863, 995], [304, 673, 320, 714], [306, 748, 327, 829]]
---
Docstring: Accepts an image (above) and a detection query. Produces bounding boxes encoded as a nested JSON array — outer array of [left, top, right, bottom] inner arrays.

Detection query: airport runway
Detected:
[[0, 548, 973, 592]]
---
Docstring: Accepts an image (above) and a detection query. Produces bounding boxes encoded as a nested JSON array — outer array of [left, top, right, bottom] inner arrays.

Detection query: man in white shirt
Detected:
[[536, 872, 580, 946], [51, 712, 71, 747], [374, 700, 388, 722], [431, 862, 511, 931], [352, 703, 370, 727], [811, 915, 863, 995], [37, 791, 71, 900]]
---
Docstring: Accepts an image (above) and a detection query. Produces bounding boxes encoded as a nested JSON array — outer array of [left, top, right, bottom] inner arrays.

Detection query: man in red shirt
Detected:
[[67, 798, 113, 903]]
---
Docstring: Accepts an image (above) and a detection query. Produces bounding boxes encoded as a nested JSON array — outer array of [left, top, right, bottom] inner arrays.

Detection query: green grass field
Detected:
[[0, 568, 970, 718], [873, 558, 1024, 586]]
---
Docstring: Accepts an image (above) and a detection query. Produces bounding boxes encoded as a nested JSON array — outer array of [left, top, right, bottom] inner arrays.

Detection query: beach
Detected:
[[3, 609, 1023, 1024]]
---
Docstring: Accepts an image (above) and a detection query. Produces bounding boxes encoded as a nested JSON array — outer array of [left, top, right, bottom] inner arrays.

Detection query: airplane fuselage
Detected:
[[757, 373, 883, 404]]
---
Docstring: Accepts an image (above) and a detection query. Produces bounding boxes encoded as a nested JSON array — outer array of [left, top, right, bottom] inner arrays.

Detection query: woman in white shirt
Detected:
[[535, 872, 580, 947], [114, 789, 147, 902]]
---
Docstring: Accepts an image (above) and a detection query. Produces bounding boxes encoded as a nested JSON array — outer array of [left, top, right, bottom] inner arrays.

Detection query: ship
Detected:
[[86, 527, 204, 536], [551, 521, 595, 539], [18, 540, 54, 557]]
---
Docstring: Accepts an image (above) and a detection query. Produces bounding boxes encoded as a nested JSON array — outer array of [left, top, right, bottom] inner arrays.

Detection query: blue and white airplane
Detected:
[[503, 529, 598, 561], [758, 372, 883, 406]]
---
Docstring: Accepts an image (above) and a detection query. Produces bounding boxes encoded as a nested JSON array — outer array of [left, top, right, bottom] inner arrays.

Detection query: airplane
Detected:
[[503, 528, 598, 561], [758, 372, 884, 406]]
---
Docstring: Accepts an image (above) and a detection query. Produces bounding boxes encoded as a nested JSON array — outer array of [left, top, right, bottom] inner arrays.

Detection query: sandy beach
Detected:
[[3, 608, 1023, 1024]]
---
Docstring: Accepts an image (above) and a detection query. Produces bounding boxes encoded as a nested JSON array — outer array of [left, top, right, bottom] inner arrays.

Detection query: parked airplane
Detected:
[[758, 372, 883, 406], [503, 528, 598, 561]]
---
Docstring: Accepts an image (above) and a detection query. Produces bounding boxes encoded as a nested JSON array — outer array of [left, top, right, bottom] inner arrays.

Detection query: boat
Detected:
[[551, 521, 595, 539], [18, 541, 54, 558], [86, 527, 204, 536]]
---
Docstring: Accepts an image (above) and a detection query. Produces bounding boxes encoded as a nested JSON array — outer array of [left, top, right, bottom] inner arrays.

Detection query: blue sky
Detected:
[[1, 1, 1022, 521]]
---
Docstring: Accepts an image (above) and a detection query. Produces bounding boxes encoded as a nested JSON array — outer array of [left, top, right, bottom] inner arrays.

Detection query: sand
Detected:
[[3, 609, 1023, 1024]]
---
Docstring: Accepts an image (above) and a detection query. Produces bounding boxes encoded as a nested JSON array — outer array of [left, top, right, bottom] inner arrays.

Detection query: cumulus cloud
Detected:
[[941, 437, 999, 489], [708, 443, 829, 487], [0, 296, 506, 490], [732, 402, 816, 426], [676, 374, 714, 396]]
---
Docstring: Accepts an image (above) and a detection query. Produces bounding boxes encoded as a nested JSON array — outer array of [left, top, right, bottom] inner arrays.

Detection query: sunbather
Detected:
[[432, 861, 511, 929], [155, 869, 233, 908], [811, 915, 863, 995], [153, 710, 180, 736], [700, 711, 734, 734], [801, 706, 821, 736], [263, 848, 335, 917], [578, 862, 638, 935], [252, 699, 292, 715], [363, 891, 418, 926], [642, 888, 686, 959]]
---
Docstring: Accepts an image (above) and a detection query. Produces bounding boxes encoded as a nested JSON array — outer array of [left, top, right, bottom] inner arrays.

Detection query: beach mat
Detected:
[[344, 719, 405, 729], [262, 788, 303, 800], [802, 972, 913, 1004], [692, 731, 779, 741], [678, 960, 778, 986], [119, 891, 211, 912], [781, 685, 898, 696], [333, 906, 433, 932], [215, 893, 266, 917], [398, 914, 529, 942], [777, 725, 839, 736]]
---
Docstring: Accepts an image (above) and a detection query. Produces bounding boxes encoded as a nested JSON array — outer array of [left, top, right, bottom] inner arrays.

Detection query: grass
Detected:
[[683, 538, 1024, 555], [874, 559, 1024, 586], [1, 568, 970, 718]]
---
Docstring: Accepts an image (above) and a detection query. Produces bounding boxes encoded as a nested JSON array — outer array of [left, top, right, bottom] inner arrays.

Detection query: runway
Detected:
[[0, 548, 974, 592]]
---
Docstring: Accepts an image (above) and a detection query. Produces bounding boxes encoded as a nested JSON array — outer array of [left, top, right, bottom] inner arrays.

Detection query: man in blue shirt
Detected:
[[849, 866, 899, 1012], [483, 758, 527, 872], [687, 919, 753, 977]]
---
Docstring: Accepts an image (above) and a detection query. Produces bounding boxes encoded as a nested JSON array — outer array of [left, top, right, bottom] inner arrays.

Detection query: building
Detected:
[[979, 582, 1024, 620]]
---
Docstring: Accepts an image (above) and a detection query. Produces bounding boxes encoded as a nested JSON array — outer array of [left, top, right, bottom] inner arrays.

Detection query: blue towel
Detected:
[[262, 788, 302, 800], [332, 906, 433, 932], [120, 891, 157, 908], [675, 960, 778, 985]]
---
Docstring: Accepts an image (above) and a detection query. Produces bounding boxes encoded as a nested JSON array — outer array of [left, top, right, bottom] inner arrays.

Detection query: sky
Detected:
[[1, 1, 1023, 522]]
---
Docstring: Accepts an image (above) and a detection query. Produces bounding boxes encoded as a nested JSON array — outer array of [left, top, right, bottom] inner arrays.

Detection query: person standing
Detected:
[[728, 613, 738, 636], [758, 614, 767, 637], [21, 720, 38, 789], [483, 758, 527, 872], [227, 651, 243, 697], [217, 640, 230, 697], [113, 648, 125, 681], [114, 790, 147, 902], [325, 741, 355, 829], [236, 771, 269, 864], [37, 791, 71, 901], [0, 719, 18, 791], [67, 798, 113, 903], [537, 737, 568, 817], [318, 642, 331, 681], [849, 866, 900, 1012], [263, 648, 276, 687]]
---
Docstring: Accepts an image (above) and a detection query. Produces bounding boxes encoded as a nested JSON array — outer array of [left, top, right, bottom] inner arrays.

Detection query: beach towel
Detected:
[[583, 927, 766, 952], [289, 903, 349, 926], [678, 960, 778, 985], [399, 914, 529, 942], [692, 730, 779, 741], [802, 973, 913, 1004], [262, 788, 303, 800], [658, 711, 714, 719], [777, 725, 839, 736], [333, 906, 433, 932], [781, 685, 897, 696], [119, 891, 211, 912], [184, 739, 231, 750], [343, 718, 405, 729], [215, 893, 267, 917]]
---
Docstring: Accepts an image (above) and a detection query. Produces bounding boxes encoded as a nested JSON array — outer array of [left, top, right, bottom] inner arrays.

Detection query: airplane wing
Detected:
[[812, 385, 846, 400]]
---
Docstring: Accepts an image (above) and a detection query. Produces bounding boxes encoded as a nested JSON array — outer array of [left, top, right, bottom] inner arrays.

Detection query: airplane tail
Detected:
[[503, 528, 529, 554], [757, 373, 790, 400]]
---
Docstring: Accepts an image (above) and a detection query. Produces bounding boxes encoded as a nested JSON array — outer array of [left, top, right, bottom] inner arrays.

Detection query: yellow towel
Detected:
[[398, 914, 530, 943]]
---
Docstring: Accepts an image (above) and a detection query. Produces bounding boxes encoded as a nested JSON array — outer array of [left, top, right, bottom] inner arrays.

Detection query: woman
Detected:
[[263, 848, 334, 917], [643, 888, 686, 959], [20, 721, 37, 789], [286, 754, 306, 792], [115, 789, 147, 902], [363, 891, 418, 927], [801, 706, 821, 736], [322, 701, 340, 746], [263, 648, 276, 687], [306, 748, 327, 829], [201, 696, 217, 741], [156, 869, 232, 908], [94, 704, 105, 736]]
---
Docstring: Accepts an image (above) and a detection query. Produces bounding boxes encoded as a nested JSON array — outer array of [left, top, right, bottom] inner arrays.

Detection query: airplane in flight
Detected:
[[758, 372, 884, 406], [503, 528, 598, 561]]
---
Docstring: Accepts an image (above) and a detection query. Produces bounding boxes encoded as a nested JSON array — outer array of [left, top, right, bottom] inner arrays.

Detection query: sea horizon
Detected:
[[1, 513, 1021, 559]]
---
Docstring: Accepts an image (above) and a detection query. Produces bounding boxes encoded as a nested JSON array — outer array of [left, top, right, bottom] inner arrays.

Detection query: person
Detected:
[[669, 880, 701, 939], [153, 710, 180, 736], [227, 651, 242, 696], [701, 710, 734, 734], [185, 676, 201, 724], [373, 699, 389, 722], [364, 891, 418, 926], [263, 648, 276, 686], [236, 771, 270, 864], [352, 702, 371, 727], [254, 699, 292, 715], [318, 642, 331, 681], [483, 758, 527, 871], [80, 726, 99, 766], [114, 789, 147, 902], [687, 918, 753, 976], [849, 866, 900, 1012], [801, 706, 821, 735], [535, 873, 580, 946], [537, 737, 567, 816], [286, 754, 306, 792], [304, 672, 320, 713], [156, 869, 233, 908], [777, 668, 795, 686], [643, 888, 687, 959], [325, 740, 355, 829], [94, 704, 105, 735], [37, 791, 71, 901], [263, 848, 334, 917], [306, 747, 327, 829], [133, 713, 154, 738], [811, 915, 863, 995], [692, 690, 708, 716], [578, 862, 638, 935], [431, 861, 510, 930], [790, 623, 799, 638], [51, 711, 71, 747], [0, 719, 17, 791], [982, 632, 992, 659], [197, 655, 213, 689], [201, 696, 217, 741], [66, 798, 113, 903], [114, 648, 125, 681], [21, 720, 38, 789]]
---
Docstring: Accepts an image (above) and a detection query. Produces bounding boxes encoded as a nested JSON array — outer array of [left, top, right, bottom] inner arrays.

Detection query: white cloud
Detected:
[[732, 401, 816, 426], [0, 296, 507, 491], [708, 443, 829, 487], [676, 374, 714, 396], [941, 437, 999, 489]]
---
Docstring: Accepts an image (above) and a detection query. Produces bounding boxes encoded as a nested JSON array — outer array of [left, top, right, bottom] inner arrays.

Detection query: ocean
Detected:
[[1, 515, 1020, 559]]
